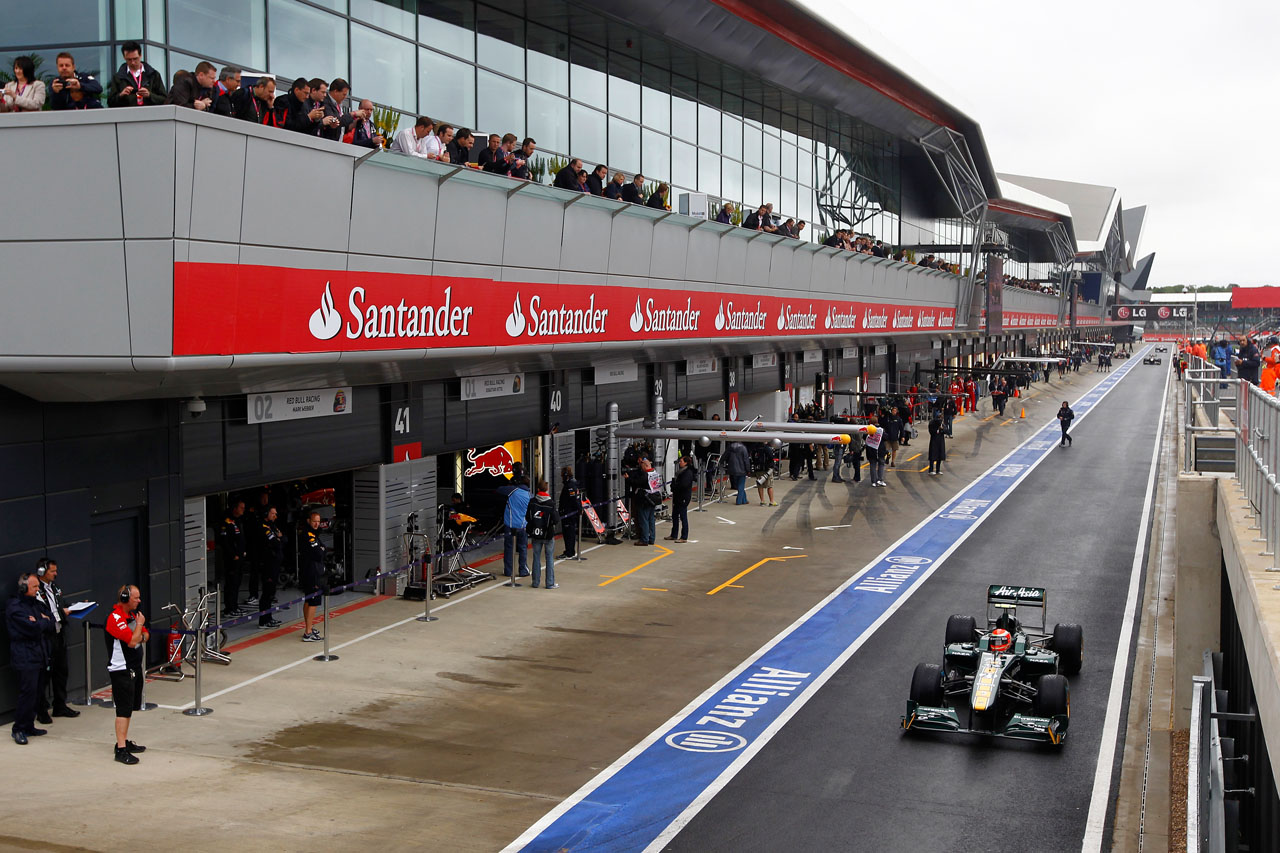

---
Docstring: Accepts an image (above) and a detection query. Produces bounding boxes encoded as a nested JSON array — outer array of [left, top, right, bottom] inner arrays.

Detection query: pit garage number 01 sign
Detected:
[[248, 386, 352, 424]]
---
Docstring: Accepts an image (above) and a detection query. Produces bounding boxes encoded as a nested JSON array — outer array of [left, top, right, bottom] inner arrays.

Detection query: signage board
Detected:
[[247, 386, 351, 425], [803, 350, 822, 363], [595, 359, 638, 385], [753, 352, 778, 368], [686, 355, 719, 376], [1109, 304, 1190, 321], [985, 255, 1004, 334], [461, 372, 525, 401]]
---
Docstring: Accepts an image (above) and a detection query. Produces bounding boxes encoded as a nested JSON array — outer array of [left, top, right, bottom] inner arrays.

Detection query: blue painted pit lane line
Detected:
[[504, 347, 1153, 853]]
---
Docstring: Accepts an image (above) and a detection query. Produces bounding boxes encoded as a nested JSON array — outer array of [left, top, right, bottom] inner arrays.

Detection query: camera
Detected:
[[186, 398, 206, 417]]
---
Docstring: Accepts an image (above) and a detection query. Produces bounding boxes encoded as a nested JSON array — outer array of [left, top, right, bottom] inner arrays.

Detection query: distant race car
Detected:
[[1156, 346, 1168, 352], [902, 585, 1082, 746], [1143, 355, 1161, 365]]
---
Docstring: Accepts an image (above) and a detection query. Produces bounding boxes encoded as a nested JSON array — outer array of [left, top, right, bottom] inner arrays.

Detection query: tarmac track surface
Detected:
[[664, 361, 1167, 853]]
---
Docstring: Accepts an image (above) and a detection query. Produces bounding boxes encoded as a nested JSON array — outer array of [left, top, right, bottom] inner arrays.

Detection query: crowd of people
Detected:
[[1176, 335, 1280, 392]]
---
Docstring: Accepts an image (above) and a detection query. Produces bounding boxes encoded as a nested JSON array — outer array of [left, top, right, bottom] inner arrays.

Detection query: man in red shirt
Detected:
[[105, 585, 149, 764]]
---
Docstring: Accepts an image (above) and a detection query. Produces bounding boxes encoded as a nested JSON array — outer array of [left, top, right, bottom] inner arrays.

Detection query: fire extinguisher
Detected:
[[167, 625, 183, 667]]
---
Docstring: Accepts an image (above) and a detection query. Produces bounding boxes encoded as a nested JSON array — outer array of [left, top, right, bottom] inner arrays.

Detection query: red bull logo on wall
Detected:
[[464, 441, 523, 479]]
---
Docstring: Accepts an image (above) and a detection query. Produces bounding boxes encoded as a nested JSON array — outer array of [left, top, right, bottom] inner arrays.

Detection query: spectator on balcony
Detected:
[[234, 73, 273, 124], [795, 220, 806, 239], [742, 205, 765, 230], [778, 218, 797, 237], [0, 56, 45, 113], [646, 182, 669, 210], [759, 204, 779, 233], [167, 61, 218, 111], [715, 202, 734, 224], [622, 173, 646, 204], [477, 133, 503, 170], [427, 124, 454, 161], [349, 99, 384, 148], [211, 66, 240, 116], [49, 53, 102, 111], [587, 164, 608, 195], [510, 137, 536, 179], [279, 78, 324, 135], [108, 42, 166, 108], [554, 158, 585, 191], [317, 78, 356, 142], [303, 78, 340, 138], [391, 115, 435, 158], [447, 127, 474, 165], [482, 133, 521, 175], [605, 171, 627, 200], [575, 169, 591, 192]]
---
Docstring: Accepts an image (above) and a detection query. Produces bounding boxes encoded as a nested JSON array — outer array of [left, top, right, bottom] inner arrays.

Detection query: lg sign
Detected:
[[1108, 304, 1190, 321]]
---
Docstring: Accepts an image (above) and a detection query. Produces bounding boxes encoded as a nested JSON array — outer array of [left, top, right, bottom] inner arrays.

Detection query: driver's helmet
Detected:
[[989, 628, 1012, 653]]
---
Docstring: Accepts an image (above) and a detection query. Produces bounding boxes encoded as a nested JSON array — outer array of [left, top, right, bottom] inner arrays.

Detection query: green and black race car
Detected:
[[901, 585, 1082, 746]]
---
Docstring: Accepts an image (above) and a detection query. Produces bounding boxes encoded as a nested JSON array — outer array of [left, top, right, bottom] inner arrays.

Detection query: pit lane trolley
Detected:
[[430, 506, 495, 598]]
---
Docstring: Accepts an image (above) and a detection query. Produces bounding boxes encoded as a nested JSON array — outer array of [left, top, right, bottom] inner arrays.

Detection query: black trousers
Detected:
[[39, 630, 70, 714], [258, 560, 279, 625], [12, 666, 42, 734], [560, 517, 578, 556], [223, 555, 243, 611]]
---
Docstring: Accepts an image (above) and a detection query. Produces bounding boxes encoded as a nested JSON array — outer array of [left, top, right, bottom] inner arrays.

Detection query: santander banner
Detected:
[[169, 262, 1076, 357]]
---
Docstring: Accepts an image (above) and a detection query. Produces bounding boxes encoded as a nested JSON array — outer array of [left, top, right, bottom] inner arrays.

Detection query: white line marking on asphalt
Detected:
[[782, 546, 805, 550], [504, 347, 1151, 853], [582, 544, 605, 554], [814, 524, 852, 531], [1081, 359, 1170, 852], [717, 549, 741, 553], [176, 579, 508, 709], [715, 516, 735, 525]]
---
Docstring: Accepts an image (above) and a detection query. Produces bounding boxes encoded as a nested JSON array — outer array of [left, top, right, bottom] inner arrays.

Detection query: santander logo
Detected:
[[309, 282, 342, 340], [504, 291, 608, 338], [630, 298, 644, 333], [506, 294, 527, 337], [715, 302, 726, 331]]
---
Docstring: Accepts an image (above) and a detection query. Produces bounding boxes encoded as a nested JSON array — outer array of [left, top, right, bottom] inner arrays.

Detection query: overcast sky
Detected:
[[804, 0, 1279, 288]]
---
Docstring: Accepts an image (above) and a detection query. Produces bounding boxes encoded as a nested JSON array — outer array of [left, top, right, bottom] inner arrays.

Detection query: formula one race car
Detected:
[[1143, 354, 1162, 365], [901, 585, 1082, 746]]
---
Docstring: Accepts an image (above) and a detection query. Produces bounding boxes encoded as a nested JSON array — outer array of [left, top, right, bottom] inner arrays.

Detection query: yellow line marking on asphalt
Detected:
[[707, 555, 807, 595], [918, 465, 930, 472], [1000, 419, 1015, 426], [641, 588, 669, 592], [905, 453, 922, 462], [598, 545, 674, 587], [982, 414, 997, 421]]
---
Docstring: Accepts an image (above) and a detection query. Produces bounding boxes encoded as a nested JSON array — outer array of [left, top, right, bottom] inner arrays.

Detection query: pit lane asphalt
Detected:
[[664, 361, 1168, 853]]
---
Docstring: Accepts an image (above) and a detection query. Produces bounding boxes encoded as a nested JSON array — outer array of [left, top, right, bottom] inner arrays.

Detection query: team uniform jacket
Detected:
[[104, 602, 145, 672]]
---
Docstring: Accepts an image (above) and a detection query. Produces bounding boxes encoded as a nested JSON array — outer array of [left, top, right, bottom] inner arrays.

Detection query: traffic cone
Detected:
[[1019, 406, 1026, 419]]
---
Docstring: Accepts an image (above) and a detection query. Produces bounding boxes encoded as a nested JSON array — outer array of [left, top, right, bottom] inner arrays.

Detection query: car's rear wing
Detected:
[[986, 584, 1047, 630]]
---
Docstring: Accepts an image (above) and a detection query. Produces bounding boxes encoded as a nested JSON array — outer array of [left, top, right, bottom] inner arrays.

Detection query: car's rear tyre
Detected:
[[945, 614, 977, 646], [909, 662, 944, 706], [1035, 674, 1070, 718], [1053, 623, 1083, 675]]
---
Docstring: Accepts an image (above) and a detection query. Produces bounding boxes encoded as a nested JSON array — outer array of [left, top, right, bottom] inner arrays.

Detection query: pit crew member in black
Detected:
[[6, 573, 54, 745], [216, 499, 248, 616], [298, 511, 326, 642], [36, 558, 79, 720], [104, 584, 148, 764], [254, 506, 285, 628]]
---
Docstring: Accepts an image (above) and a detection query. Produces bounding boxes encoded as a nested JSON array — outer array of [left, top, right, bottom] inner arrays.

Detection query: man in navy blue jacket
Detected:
[[6, 573, 55, 745]]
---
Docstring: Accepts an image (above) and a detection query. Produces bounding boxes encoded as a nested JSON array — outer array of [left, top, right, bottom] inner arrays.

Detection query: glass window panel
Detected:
[[476, 5, 523, 78], [721, 114, 742, 161], [170, 0, 265, 68], [526, 23, 567, 93], [698, 148, 719, 196], [6, 0, 109, 46], [477, 69, 524, 139], [115, 0, 143, 41], [743, 122, 762, 167], [782, 180, 796, 218], [763, 173, 779, 208], [671, 96, 696, 143], [672, 139, 696, 190], [527, 87, 567, 155], [147, 0, 166, 40], [419, 46, 474, 127], [352, 0, 413, 38], [762, 132, 780, 174], [642, 85, 669, 133], [608, 74, 640, 122], [609, 117, 640, 175], [721, 159, 742, 204], [352, 23, 414, 111], [570, 102, 606, 166], [697, 104, 720, 151], [797, 149, 812, 188], [743, 166, 761, 208], [418, 0, 473, 61], [642, 128, 669, 185], [570, 41, 606, 105], [146, 48, 166, 82], [268, 0, 346, 81], [781, 141, 796, 181]]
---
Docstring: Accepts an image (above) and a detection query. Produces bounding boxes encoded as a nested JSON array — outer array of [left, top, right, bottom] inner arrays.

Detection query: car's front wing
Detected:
[[901, 700, 1068, 745]]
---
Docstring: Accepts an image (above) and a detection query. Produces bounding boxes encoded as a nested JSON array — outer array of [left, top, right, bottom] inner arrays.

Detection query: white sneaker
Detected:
[[878, 481, 887, 487]]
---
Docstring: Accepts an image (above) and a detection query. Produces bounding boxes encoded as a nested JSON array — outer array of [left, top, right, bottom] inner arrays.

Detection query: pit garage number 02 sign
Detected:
[[247, 386, 352, 424]]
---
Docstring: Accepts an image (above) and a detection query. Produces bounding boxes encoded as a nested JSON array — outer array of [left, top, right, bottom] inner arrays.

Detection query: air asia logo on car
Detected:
[[776, 304, 817, 331], [307, 281, 474, 342], [825, 306, 858, 330], [505, 292, 608, 338], [989, 585, 1045, 601], [464, 445, 516, 477], [628, 297, 701, 334], [713, 301, 768, 332]]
